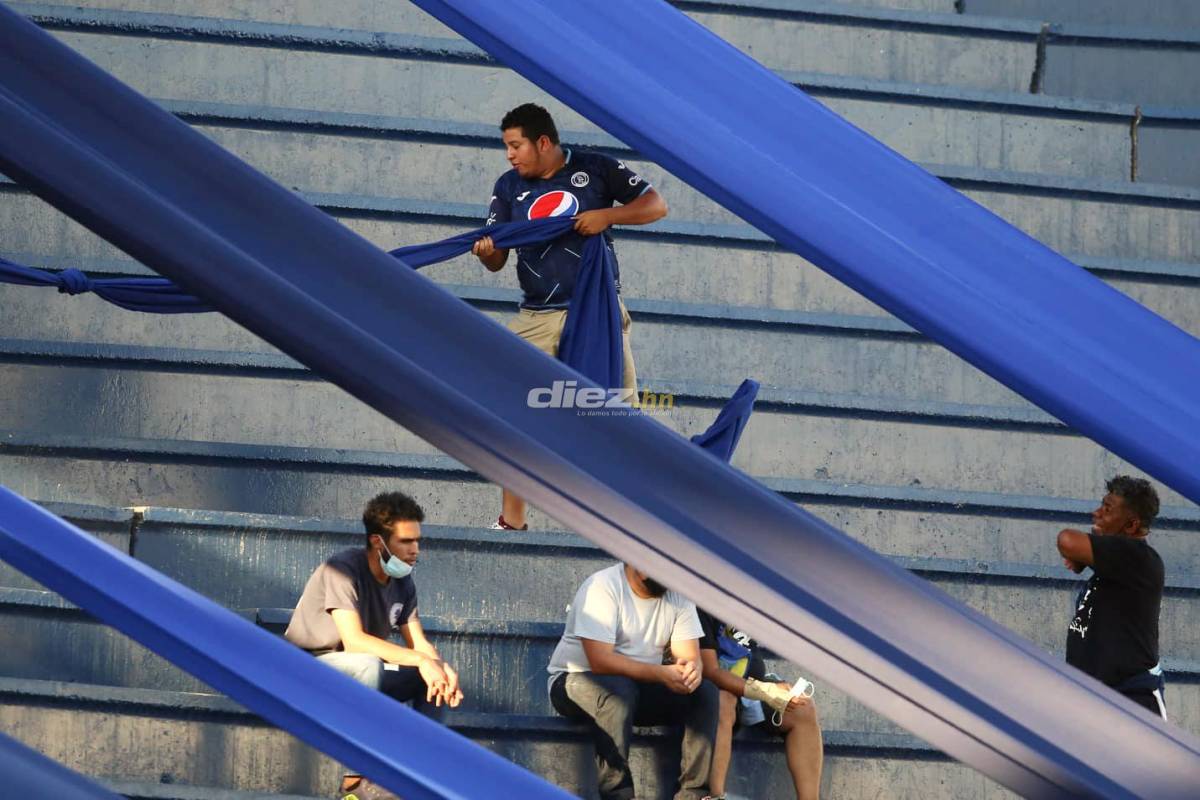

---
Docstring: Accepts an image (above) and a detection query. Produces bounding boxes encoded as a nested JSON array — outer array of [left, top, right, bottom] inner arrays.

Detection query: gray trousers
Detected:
[[551, 671, 718, 800]]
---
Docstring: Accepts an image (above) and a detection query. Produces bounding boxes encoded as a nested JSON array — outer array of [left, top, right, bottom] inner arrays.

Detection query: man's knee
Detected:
[[567, 672, 638, 717], [779, 698, 819, 734], [318, 652, 384, 691]]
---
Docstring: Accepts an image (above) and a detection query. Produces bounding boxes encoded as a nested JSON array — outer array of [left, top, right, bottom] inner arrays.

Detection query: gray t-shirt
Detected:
[[284, 547, 417, 653], [546, 563, 703, 693]]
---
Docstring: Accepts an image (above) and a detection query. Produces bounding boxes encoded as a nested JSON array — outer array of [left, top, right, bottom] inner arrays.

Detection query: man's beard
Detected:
[[643, 577, 668, 597]]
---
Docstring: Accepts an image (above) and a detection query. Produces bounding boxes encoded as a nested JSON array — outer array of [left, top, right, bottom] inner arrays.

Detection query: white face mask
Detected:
[[376, 539, 413, 579]]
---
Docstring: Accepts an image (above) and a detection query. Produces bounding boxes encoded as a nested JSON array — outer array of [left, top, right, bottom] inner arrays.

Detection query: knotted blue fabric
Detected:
[[1, 217, 623, 389], [0, 256, 212, 313]]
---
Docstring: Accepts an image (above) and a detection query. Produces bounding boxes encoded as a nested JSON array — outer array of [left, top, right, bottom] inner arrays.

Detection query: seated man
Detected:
[[697, 610, 823, 800], [285, 491, 463, 800], [547, 563, 719, 800]]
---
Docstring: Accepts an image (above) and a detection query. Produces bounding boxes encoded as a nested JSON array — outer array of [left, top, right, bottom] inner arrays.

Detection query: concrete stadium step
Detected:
[[1, 583, 1195, 734], [24, 0, 1037, 94], [167, 122, 1200, 264], [103, 782, 319, 800], [4, 264, 1199, 420], [0, 675, 1015, 798], [2, 346, 1195, 509], [0, 285, 1042, 408], [9, 118, 1200, 269], [25, 1, 1200, 121], [3, 435, 1199, 567], [960, 0, 1200, 29], [5, 189, 1199, 326], [36, 34, 1200, 190], [5, 500, 1200, 684]]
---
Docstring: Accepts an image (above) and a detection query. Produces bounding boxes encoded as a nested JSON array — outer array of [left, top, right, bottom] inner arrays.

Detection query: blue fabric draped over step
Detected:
[[1, 217, 623, 389]]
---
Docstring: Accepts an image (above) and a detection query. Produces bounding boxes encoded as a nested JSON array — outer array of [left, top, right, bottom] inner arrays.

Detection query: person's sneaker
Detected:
[[339, 776, 400, 800], [488, 515, 528, 531]]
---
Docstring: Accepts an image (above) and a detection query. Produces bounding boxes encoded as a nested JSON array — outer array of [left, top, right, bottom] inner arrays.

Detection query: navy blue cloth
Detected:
[[394, 217, 624, 391], [691, 379, 760, 462], [0, 256, 210, 313], [1, 217, 625, 389], [411, 0, 1200, 518], [486, 149, 650, 309]]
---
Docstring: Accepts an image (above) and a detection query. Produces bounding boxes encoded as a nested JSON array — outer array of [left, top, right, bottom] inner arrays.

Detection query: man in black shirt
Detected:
[[1058, 475, 1166, 720]]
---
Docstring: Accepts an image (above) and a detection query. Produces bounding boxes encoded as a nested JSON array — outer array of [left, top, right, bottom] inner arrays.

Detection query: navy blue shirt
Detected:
[[486, 148, 651, 309]]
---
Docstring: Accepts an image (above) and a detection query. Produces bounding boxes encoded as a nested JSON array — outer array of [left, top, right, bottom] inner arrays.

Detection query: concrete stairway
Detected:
[[0, 1, 1197, 797]]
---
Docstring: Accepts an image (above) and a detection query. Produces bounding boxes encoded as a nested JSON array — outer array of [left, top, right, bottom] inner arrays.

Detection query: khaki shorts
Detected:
[[507, 299, 638, 397]]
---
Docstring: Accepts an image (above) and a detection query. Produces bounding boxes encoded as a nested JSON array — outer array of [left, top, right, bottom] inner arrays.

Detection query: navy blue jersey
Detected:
[[486, 148, 651, 309]]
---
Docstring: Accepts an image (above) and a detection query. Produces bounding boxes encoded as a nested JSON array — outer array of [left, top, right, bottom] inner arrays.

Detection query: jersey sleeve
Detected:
[[602, 155, 652, 205], [486, 174, 512, 227], [1090, 534, 1160, 589]]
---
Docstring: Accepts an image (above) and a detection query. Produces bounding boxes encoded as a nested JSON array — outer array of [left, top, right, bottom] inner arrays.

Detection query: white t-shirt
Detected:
[[547, 564, 703, 693]]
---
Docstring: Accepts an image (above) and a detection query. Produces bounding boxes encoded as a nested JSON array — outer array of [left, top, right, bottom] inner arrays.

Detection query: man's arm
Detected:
[[471, 236, 509, 271], [574, 188, 668, 236], [579, 638, 698, 693], [400, 612, 439, 659], [331, 607, 459, 705], [700, 648, 744, 696], [1057, 528, 1094, 573], [400, 612, 463, 706]]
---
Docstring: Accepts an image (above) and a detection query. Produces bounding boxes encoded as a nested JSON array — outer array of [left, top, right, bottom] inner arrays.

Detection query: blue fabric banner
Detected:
[[0, 256, 210, 313], [0, 728, 124, 800], [409, 0, 1200, 510]]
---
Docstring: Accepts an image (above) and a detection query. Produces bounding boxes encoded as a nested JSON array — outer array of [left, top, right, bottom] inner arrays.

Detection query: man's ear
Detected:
[[536, 134, 553, 153]]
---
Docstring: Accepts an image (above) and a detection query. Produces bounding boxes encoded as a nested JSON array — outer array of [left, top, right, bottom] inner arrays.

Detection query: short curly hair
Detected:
[[362, 491, 425, 546], [500, 103, 559, 145], [1106, 475, 1160, 530]]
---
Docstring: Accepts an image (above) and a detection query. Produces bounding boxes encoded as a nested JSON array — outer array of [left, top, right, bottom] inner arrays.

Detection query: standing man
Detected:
[[1058, 475, 1167, 720], [696, 609, 823, 800], [547, 563, 719, 800], [285, 491, 463, 800], [472, 102, 668, 531]]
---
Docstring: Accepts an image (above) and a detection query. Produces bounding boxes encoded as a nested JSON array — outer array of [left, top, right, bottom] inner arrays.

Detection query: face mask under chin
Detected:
[[376, 539, 413, 579]]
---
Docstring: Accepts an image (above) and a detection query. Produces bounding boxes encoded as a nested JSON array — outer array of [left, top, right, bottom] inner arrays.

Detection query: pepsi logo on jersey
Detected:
[[527, 190, 580, 219]]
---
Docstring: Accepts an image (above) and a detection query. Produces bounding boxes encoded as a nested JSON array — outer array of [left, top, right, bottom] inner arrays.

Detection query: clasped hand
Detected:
[[661, 658, 702, 694], [418, 656, 463, 707]]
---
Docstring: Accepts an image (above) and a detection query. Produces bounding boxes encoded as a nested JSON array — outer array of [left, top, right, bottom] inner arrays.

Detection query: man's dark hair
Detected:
[[362, 491, 425, 545], [1106, 475, 1160, 530], [500, 103, 559, 145]]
